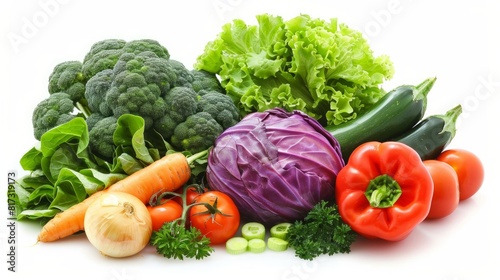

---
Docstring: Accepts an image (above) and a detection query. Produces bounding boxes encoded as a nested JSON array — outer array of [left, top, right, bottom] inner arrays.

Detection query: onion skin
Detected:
[[84, 192, 152, 258]]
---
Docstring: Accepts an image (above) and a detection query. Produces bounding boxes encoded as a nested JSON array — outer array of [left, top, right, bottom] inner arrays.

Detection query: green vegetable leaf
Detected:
[[287, 200, 357, 260], [54, 168, 105, 202], [114, 114, 155, 164], [49, 186, 79, 212], [116, 153, 147, 175], [16, 209, 60, 221], [79, 169, 127, 190], [27, 185, 54, 206], [19, 146, 43, 171], [40, 117, 89, 157], [150, 221, 214, 260], [48, 143, 87, 181]]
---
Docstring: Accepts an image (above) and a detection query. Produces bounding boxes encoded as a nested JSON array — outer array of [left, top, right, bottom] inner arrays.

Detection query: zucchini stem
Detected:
[[413, 77, 437, 112], [439, 104, 462, 142]]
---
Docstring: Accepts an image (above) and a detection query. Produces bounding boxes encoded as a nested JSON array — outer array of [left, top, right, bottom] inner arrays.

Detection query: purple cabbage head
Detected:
[[205, 108, 345, 225]]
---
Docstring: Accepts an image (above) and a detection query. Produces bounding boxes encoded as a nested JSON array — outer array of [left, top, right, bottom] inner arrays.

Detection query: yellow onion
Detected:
[[84, 192, 152, 258]]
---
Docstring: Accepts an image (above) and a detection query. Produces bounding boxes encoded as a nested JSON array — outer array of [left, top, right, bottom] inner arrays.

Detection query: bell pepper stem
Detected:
[[365, 174, 402, 208]]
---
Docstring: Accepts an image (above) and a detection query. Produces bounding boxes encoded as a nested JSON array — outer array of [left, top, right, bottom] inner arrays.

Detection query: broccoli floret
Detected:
[[32, 92, 76, 140], [85, 69, 114, 116], [171, 112, 223, 153], [164, 87, 199, 122], [112, 51, 176, 93], [197, 91, 240, 129], [88, 116, 118, 159], [122, 39, 170, 59], [82, 39, 126, 79], [166, 59, 194, 87], [48, 61, 86, 102], [190, 70, 224, 93], [83, 39, 126, 60], [85, 112, 105, 131], [81, 39, 169, 81], [153, 86, 198, 139], [153, 114, 178, 141], [105, 51, 174, 129]]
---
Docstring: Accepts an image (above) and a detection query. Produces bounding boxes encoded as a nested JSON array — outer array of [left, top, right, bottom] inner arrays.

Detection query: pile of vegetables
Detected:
[[10, 13, 485, 261], [14, 38, 239, 221]]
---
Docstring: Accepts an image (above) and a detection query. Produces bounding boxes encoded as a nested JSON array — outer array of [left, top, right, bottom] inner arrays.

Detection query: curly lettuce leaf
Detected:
[[195, 14, 394, 126]]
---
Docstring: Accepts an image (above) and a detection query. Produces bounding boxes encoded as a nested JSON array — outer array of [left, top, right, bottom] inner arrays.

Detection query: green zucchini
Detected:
[[326, 77, 436, 162], [392, 104, 462, 160]]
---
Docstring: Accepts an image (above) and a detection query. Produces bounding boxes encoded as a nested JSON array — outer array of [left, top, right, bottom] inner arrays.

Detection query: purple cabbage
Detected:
[[206, 108, 345, 225]]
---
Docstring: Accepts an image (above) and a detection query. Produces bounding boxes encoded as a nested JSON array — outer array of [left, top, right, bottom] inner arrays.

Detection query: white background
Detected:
[[1, 0, 499, 279]]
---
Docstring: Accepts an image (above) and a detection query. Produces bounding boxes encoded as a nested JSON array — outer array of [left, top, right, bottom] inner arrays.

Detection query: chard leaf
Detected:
[[54, 168, 104, 202], [19, 146, 43, 171], [114, 114, 154, 164], [16, 209, 60, 221], [40, 117, 89, 157], [49, 186, 79, 212]]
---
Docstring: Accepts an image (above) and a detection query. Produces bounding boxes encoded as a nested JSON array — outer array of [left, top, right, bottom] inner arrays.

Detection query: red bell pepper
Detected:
[[335, 141, 433, 241]]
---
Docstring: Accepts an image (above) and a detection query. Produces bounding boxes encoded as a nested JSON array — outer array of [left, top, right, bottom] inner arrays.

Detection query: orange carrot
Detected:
[[38, 151, 202, 242]]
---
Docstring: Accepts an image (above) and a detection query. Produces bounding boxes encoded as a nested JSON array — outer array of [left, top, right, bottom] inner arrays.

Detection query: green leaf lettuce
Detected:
[[195, 14, 395, 125]]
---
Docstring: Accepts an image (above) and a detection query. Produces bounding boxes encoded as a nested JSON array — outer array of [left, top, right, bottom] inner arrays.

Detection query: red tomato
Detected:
[[437, 149, 484, 201], [423, 160, 460, 219], [189, 191, 240, 245], [147, 199, 183, 231]]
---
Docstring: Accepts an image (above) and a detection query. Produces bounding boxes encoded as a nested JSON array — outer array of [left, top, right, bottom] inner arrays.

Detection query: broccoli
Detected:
[[154, 86, 198, 139], [164, 87, 199, 122], [105, 51, 175, 129], [153, 114, 178, 141], [88, 116, 118, 160], [81, 39, 168, 80], [85, 69, 114, 116], [32, 92, 77, 140], [154, 86, 240, 153], [121, 39, 170, 59], [171, 112, 223, 153], [166, 59, 194, 88], [85, 112, 105, 131], [197, 91, 240, 129], [82, 39, 126, 78], [83, 39, 126, 62], [31, 38, 244, 158], [48, 61, 86, 102], [190, 70, 224, 93]]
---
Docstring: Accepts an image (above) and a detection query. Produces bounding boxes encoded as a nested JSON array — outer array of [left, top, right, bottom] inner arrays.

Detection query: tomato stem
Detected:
[[148, 189, 181, 206], [365, 174, 402, 208]]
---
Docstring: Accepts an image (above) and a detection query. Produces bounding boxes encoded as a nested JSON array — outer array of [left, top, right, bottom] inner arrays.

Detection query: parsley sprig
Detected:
[[287, 200, 357, 260], [150, 221, 213, 260]]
